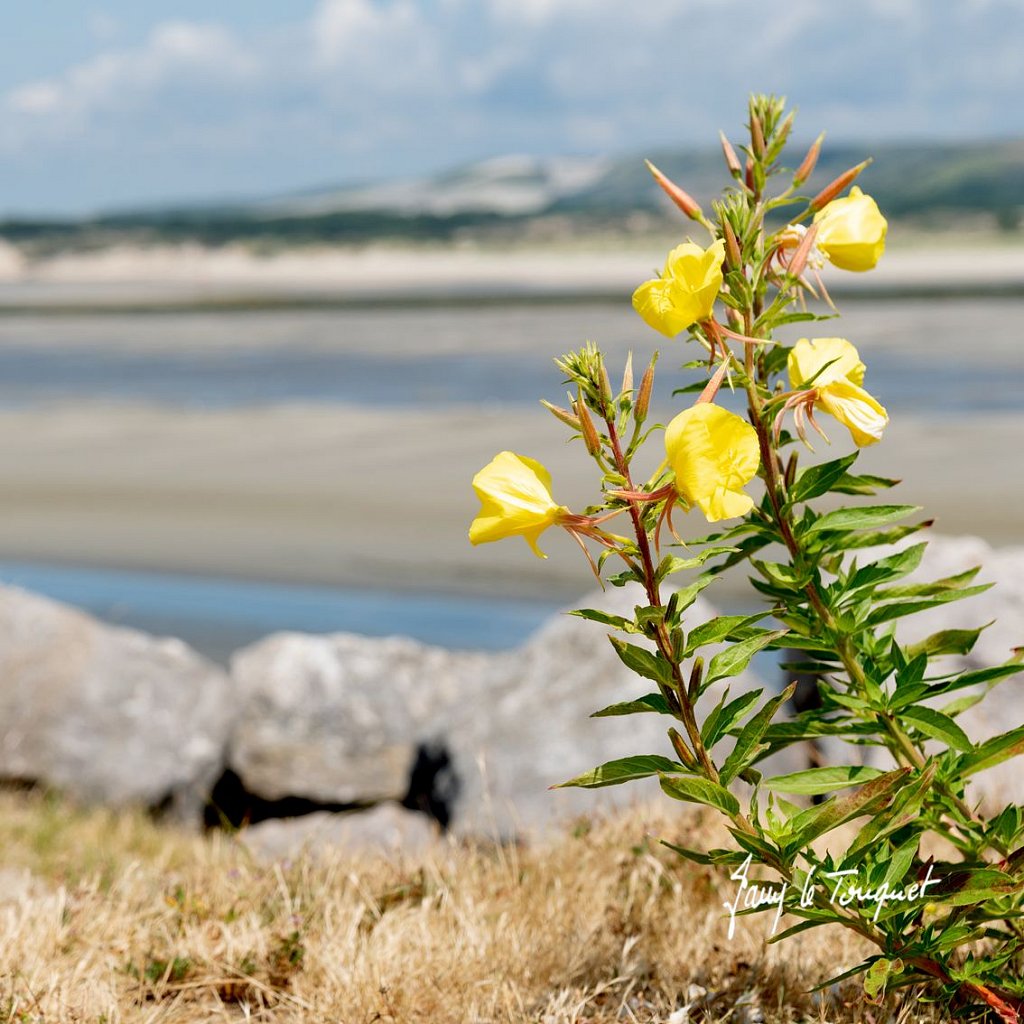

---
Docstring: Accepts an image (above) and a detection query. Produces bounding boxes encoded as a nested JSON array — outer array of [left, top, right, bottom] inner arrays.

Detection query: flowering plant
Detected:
[[470, 96, 1024, 1018]]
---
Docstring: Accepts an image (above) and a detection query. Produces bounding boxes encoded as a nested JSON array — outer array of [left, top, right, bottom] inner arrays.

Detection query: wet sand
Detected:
[[0, 402, 1019, 603]]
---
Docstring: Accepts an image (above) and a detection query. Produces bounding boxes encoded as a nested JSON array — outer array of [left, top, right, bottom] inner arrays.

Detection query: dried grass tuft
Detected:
[[0, 790, 945, 1022]]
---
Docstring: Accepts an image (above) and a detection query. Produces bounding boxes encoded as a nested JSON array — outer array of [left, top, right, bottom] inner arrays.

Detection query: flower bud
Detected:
[[744, 158, 755, 192], [620, 352, 634, 399], [722, 220, 742, 270], [634, 354, 657, 425], [809, 159, 871, 212], [645, 160, 704, 222], [575, 392, 603, 457], [540, 399, 581, 431], [750, 113, 765, 159], [668, 727, 698, 769], [793, 133, 824, 187], [719, 132, 742, 179]]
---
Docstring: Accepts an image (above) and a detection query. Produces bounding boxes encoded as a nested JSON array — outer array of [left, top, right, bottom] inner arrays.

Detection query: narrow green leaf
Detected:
[[906, 625, 989, 659], [706, 630, 788, 687], [879, 566, 981, 599], [863, 584, 991, 627], [554, 755, 684, 789], [684, 612, 770, 656], [591, 693, 671, 718], [804, 504, 920, 535], [659, 773, 740, 815], [608, 637, 675, 687], [570, 608, 632, 630], [787, 768, 911, 846], [845, 542, 927, 592], [901, 706, 972, 752], [789, 452, 858, 504], [763, 765, 884, 795], [702, 689, 763, 749], [958, 726, 1024, 778], [659, 839, 714, 865], [719, 682, 797, 785], [656, 547, 737, 582], [864, 958, 900, 999]]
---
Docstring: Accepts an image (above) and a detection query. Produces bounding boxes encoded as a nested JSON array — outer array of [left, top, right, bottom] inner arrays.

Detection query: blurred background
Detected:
[[0, 0, 1022, 663]]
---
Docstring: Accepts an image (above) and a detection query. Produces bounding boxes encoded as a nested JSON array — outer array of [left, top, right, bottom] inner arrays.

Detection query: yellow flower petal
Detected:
[[788, 337, 887, 446], [469, 451, 563, 558], [813, 186, 887, 272], [817, 379, 889, 447], [632, 239, 725, 337], [788, 337, 866, 390], [665, 403, 760, 523]]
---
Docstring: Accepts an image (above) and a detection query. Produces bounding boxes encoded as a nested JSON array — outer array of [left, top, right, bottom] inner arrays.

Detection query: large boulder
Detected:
[[0, 584, 233, 816], [229, 632, 486, 807], [228, 584, 783, 838]]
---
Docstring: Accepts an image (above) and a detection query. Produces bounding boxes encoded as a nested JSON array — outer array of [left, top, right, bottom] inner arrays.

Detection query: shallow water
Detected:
[[0, 297, 1021, 413], [0, 560, 562, 663], [0, 296, 1020, 652]]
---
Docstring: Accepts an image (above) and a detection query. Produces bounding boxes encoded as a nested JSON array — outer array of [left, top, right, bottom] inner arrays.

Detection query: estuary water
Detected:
[[0, 294, 1020, 658]]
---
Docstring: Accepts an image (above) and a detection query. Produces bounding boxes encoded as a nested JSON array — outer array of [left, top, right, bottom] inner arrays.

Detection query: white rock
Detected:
[[0, 584, 232, 816], [239, 803, 439, 861]]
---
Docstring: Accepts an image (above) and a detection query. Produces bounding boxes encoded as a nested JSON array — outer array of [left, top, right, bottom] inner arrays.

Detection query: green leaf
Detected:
[[839, 521, 933, 551], [719, 682, 797, 785], [664, 574, 717, 613], [831, 472, 900, 496], [788, 452, 858, 504], [804, 504, 920, 535], [659, 839, 713, 865], [684, 612, 770, 656], [569, 608, 633, 630], [705, 630, 788, 688], [702, 689, 763, 749], [901, 706, 972, 751], [656, 548, 736, 582], [763, 765, 885, 795], [863, 584, 992, 627], [906, 625, 989, 660], [864, 958, 902, 999], [878, 567, 982, 599], [608, 637, 675, 687], [787, 768, 911, 847], [554, 755, 684, 789], [930, 867, 1021, 908], [958, 726, 1024, 778], [659, 773, 740, 815], [845, 543, 927, 592], [591, 693, 671, 718]]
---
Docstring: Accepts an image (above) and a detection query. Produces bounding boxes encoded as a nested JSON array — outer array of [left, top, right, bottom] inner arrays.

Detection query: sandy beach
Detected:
[[0, 401, 1018, 604], [1, 236, 1024, 308], [0, 240, 1021, 610]]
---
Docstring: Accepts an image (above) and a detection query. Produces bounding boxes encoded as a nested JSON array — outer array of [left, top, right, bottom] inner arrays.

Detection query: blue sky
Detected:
[[2, 1, 1023, 215]]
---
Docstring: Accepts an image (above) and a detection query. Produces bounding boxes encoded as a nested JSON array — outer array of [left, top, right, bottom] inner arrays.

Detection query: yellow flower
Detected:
[[469, 451, 566, 558], [812, 186, 887, 272], [788, 337, 888, 447], [632, 239, 725, 337], [665, 403, 760, 523]]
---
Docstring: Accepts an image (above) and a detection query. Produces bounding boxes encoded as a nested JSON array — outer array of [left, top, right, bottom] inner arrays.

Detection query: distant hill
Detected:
[[3, 140, 1023, 251]]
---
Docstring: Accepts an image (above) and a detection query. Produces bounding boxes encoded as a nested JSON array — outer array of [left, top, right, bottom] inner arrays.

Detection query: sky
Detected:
[[2, 0, 1023, 216]]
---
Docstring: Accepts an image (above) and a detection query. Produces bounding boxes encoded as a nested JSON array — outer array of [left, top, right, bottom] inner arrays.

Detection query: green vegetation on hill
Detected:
[[3, 139, 1022, 252]]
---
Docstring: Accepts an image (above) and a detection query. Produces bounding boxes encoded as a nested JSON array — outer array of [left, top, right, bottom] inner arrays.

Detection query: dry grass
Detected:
[[0, 790, 946, 1023]]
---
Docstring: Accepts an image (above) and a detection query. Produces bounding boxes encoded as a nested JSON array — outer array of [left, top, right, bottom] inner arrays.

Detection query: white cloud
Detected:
[[1, 0, 1023, 211], [4, 21, 255, 127]]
